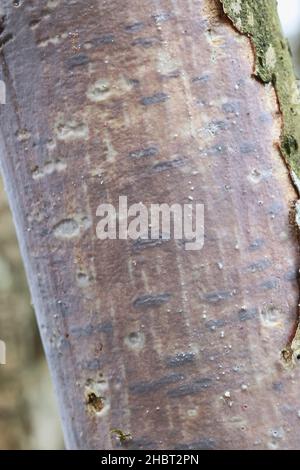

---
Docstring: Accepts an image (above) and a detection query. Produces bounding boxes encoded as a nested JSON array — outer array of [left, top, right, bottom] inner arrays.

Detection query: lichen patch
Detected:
[[84, 379, 109, 416]]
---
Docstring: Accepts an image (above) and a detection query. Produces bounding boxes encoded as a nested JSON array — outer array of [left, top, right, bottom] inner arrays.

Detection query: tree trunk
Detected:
[[1, 0, 300, 450]]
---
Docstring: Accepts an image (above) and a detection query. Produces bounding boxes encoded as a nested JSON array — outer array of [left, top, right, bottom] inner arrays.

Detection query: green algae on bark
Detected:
[[220, 0, 300, 178]]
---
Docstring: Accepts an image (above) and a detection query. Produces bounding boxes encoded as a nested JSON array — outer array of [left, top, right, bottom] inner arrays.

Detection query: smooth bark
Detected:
[[1, 0, 300, 449]]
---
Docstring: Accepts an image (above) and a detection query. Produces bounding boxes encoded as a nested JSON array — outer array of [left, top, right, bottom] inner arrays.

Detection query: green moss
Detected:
[[220, 0, 300, 178], [110, 429, 132, 444]]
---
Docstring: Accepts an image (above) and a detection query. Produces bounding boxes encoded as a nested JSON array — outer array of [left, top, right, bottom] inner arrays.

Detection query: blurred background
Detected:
[[0, 183, 63, 449], [278, 0, 300, 74], [0, 1, 299, 450]]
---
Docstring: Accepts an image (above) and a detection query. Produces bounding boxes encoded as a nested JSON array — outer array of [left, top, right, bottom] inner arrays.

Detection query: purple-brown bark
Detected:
[[1, 0, 300, 449]]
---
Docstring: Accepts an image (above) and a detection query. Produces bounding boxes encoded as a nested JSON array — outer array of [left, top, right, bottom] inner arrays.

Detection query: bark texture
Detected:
[[1, 0, 300, 450]]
